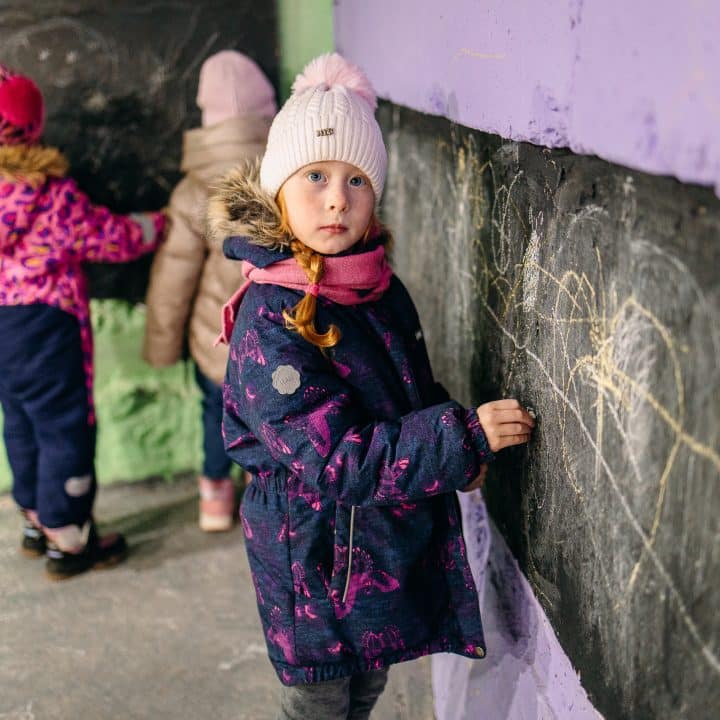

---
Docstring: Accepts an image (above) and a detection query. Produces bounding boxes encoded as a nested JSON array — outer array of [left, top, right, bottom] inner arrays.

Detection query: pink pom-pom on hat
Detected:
[[291, 53, 377, 110], [260, 53, 387, 200]]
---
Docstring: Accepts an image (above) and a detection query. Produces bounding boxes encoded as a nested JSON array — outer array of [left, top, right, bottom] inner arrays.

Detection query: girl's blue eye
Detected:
[[307, 171, 324, 182], [349, 176, 366, 187]]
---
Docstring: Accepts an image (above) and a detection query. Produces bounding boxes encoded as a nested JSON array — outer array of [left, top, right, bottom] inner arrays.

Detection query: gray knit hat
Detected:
[[259, 53, 387, 201]]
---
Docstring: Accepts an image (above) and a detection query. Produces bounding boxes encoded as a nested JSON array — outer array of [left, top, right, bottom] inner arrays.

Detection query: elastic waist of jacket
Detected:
[[248, 469, 289, 494]]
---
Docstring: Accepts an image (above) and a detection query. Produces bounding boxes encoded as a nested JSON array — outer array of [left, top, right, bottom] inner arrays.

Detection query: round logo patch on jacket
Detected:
[[271, 364, 301, 395]]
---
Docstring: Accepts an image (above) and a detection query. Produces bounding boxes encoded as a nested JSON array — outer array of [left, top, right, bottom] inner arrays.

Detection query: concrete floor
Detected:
[[0, 477, 435, 720]]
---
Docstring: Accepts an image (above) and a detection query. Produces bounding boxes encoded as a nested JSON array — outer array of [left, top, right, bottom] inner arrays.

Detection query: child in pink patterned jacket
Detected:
[[0, 64, 166, 579]]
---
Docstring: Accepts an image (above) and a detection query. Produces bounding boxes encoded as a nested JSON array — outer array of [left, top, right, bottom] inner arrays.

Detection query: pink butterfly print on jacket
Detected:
[[257, 304, 285, 324], [240, 512, 253, 539], [292, 561, 313, 598], [259, 422, 293, 457], [284, 386, 347, 458], [287, 477, 322, 511], [292, 562, 326, 622], [267, 606, 296, 663], [322, 454, 345, 485], [330, 358, 352, 378], [276, 512, 296, 542], [331, 546, 400, 619], [440, 536, 476, 590], [236, 328, 266, 372], [361, 625, 405, 661], [400, 359, 415, 385], [374, 457, 410, 502], [225, 429, 256, 451], [251, 570, 264, 605]]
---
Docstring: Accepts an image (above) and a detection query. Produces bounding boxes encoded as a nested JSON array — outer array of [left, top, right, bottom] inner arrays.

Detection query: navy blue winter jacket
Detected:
[[209, 168, 493, 685]]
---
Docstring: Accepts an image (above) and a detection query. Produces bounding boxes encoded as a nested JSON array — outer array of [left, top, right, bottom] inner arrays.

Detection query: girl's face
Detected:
[[281, 161, 375, 255]]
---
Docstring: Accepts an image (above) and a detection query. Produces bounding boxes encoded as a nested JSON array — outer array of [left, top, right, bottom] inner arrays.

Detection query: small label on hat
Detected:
[[316, 127, 335, 137]]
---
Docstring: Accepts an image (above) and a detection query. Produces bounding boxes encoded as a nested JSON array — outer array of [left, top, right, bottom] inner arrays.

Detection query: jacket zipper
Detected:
[[342, 505, 357, 603]]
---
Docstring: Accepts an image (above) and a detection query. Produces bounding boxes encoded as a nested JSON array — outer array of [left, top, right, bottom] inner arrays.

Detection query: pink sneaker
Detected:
[[198, 476, 235, 532]]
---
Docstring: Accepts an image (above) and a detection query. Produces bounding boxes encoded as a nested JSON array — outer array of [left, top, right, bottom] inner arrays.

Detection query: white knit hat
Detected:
[[197, 50, 277, 127], [259, 53, 387, 201]]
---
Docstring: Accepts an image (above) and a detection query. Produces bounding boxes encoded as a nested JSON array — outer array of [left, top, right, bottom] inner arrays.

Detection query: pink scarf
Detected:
[[215, 245, 393, 345]]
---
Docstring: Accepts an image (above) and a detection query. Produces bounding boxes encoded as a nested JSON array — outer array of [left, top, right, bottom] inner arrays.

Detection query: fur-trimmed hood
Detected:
[[0, 145, 68, 187], [206, 160, 290, 255]]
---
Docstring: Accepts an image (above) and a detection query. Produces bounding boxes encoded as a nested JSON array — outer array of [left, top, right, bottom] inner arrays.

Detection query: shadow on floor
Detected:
[[95, 476, 245, 571]]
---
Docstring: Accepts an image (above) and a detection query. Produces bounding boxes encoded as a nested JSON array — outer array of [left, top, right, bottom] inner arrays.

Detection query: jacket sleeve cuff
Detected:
[[463, 408, 495, 465], [130, 210, 167, 247]]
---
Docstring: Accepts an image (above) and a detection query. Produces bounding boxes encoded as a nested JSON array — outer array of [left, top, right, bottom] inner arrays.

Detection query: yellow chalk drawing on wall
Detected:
[[461, 152, 720, 676]]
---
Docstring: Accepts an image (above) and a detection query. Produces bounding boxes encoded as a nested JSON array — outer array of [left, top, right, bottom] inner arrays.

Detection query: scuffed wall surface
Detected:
[[378, 103, 719, 719], [337, 0, 720, 197], [0, 0, 277, 301]]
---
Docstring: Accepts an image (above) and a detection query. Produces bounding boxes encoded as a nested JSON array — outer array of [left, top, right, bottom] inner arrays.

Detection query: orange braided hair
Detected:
[[276, 190, 387, 350], [277, 191, 341, 349]]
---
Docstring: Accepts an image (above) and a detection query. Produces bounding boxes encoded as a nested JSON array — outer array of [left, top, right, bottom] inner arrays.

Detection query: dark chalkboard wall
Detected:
[[378, 103, 720, 719], [0, 1, 277, 301]]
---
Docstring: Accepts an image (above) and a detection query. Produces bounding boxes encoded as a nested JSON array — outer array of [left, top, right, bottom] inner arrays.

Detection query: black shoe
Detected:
[[45, 521, 127, 581], [20, 518, 47, 557]]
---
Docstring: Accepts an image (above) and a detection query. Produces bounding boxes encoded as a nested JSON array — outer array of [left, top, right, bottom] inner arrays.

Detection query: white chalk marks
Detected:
[[476, 158, 720, 679], [387, 123, 719, 694]]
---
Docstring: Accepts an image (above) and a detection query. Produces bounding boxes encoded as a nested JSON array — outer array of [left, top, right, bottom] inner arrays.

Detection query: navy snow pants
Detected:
[[0, 304, 96, 528]]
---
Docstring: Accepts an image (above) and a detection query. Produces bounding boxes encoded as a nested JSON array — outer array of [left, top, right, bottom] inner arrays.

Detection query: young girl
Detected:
[[208, 54, 534, 719], [143, 50, 276, 532], [0, 64, 166, 579]]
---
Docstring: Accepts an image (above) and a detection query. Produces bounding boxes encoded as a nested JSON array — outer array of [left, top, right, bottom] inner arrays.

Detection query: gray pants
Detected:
[[277, 668, 389, 720]]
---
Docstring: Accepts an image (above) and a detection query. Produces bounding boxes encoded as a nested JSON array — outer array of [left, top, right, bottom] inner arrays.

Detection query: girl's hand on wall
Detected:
[[460, 463, 488, 492], [476, 399, 535, 452]]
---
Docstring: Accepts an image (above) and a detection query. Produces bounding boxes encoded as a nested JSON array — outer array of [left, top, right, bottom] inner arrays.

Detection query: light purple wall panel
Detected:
[[335, 0, 720, 196], [432, 493, 601, 720]]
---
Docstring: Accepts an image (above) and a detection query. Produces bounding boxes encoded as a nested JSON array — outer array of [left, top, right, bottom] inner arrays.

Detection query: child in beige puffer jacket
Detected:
[[143, 50, 276, 531]]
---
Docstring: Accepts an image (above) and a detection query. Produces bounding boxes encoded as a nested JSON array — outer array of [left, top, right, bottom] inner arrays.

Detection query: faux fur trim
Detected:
[[206, 159, 291, 251], [0, 145, 69, 187]]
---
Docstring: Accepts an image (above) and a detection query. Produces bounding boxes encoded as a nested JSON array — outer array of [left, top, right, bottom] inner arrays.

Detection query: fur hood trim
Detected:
[[0, 145, 69, 187], [206, 159, 291, 252]]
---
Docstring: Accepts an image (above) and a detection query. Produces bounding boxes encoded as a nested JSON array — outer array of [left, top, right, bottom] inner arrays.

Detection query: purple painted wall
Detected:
[[335, 0, 720, 197], [433, 493, 601, 720]]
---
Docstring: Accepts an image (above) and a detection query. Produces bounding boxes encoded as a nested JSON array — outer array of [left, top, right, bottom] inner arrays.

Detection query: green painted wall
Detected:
[[277, 0, 335, 100]]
